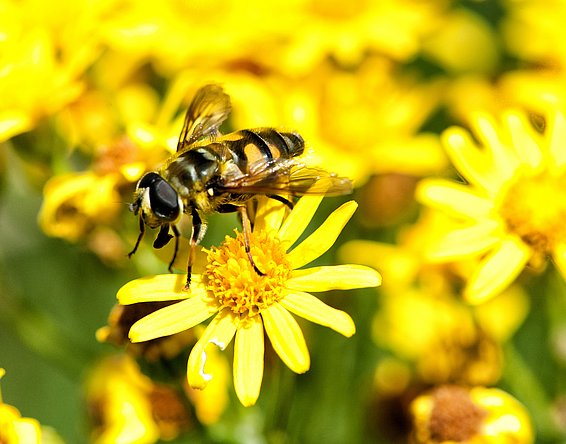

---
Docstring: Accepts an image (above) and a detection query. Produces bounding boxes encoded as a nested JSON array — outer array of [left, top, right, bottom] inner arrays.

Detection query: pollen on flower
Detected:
[[500, 172, 566, 263], [204, 230, 292, 318]]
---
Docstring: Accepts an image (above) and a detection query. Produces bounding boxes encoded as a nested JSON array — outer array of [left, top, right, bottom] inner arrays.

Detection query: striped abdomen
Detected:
[[221, 128, 305, 173]]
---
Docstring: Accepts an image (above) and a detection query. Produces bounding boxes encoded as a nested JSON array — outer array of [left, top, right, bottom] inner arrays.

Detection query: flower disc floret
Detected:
[[205, 231, 292, 317], [500, 172, 566, 256]]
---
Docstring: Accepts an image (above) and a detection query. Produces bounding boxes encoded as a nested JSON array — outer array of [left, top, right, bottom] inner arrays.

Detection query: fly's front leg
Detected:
[[128, 216, 145, 258], [238, 206, 265, 277], [186, 208, 207, 290]]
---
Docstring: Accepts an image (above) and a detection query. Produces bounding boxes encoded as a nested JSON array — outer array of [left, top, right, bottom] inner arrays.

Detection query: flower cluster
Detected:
[[7, 0, 566, 442]]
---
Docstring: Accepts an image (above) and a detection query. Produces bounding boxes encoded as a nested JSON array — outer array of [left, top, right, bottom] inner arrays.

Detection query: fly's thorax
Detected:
[[163, 146, 224, 213]]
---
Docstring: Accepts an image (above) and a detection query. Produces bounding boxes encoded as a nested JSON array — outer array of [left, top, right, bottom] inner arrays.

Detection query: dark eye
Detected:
[[138, 172, 161, 189], [150, 179, 180, 220], [139, 173, 180, 221]]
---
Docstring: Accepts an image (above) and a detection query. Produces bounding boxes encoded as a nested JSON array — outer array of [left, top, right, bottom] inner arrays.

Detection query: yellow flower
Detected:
[[410, 385, 534, 444], [0, 0, 103, 142], [118, 195, 381, 406], [86, 356, 160, 444], [0, 404, 41, 444], [339, 210, 469, 293], [86, 355, 192, 444], [417, 107, 566, 304], [99, 0, 298, 75], [341, 211, 529, 388], [0, 369, 42, 444], [280, 0, 447, 73], [281, 57, 446, 185], [445, 71, 566, 128], [38, 171, 121, 243], [373, 288, 505, 387], [503, 0, 566, 70], [421, 8, 499, 74], [96, 302, 197, 363]]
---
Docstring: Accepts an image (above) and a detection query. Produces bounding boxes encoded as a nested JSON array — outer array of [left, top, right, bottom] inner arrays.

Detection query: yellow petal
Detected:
[[0, 110, 32, 142], [278, 194, 324, 247], [233, 317, 264, 407], [465, 236, 532, 305], [286, 265, 381, 292], [187, 310, 237, 389], [281, 291, 355, 337], [442, 127, 494, 191], [504, 110, 543, 170], [547, 108, 566, 171], [416, 179, 494, 220], [425, 220, 502, 261], [470, 387, 534, 443], [287, 201, 357, 269], [262, 303, 310, 374], [252, 195, 288, 234], [12, 418, 41, 444], [471, 112, 519, 181], [117, 274, 204, 304], [119, 162, 146, 182], [129, 296, 217, 342]]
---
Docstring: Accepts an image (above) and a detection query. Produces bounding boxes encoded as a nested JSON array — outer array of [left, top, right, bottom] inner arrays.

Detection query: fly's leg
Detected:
[[185, 209, 207, 290], [238, 206, 265, 276], [128, 217, 145, 258], [168, 225, 180, 273], [266, 194, 294, 210]]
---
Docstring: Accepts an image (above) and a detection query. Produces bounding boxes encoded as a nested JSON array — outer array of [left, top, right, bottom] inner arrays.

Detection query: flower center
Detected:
[[204, 230, 292, 318], [429, 386, 486, 442], [500, 171, 566, 257]]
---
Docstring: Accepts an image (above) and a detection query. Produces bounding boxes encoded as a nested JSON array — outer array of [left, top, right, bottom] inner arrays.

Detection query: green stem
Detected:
[[502, 342, 561, 441]]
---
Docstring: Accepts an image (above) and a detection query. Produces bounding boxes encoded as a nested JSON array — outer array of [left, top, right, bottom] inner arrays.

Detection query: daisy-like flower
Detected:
[[117, 195, 381, 406], [410, 385, 534, 444], [417, 106, 566, 304]]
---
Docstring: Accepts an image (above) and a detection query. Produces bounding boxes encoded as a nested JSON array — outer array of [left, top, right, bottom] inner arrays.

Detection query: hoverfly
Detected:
[[129, 84, 352, 288]]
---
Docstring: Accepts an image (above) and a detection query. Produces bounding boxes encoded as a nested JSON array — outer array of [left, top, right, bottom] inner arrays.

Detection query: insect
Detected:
[[129, 84, 352, 288]]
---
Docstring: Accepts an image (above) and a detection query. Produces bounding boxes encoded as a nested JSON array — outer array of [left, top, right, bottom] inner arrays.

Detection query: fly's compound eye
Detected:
[[138, 173, 181, 222], [149, 178, 180, 221]]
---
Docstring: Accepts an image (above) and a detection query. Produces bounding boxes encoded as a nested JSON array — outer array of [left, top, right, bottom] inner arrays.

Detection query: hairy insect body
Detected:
[[161, 128, 305, 217]]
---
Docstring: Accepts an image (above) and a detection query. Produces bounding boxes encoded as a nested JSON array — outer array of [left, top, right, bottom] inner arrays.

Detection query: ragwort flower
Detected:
[[341, 211, 528, 393], [281, 58, 446, 185], [38, 171, 121, 243], [417, 106, 566, 304], [117, 195, 381, 406], [410, 385, 534, 444], [0, 0, 102, 142], [503, 0, 566, 71], [86, 355, 192, 444], [0, 369, 42, 444]]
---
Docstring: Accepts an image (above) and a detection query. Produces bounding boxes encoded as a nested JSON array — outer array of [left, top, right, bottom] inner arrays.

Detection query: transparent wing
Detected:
[[177, 84, 232, 152], [217, 158, 353, 197]]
